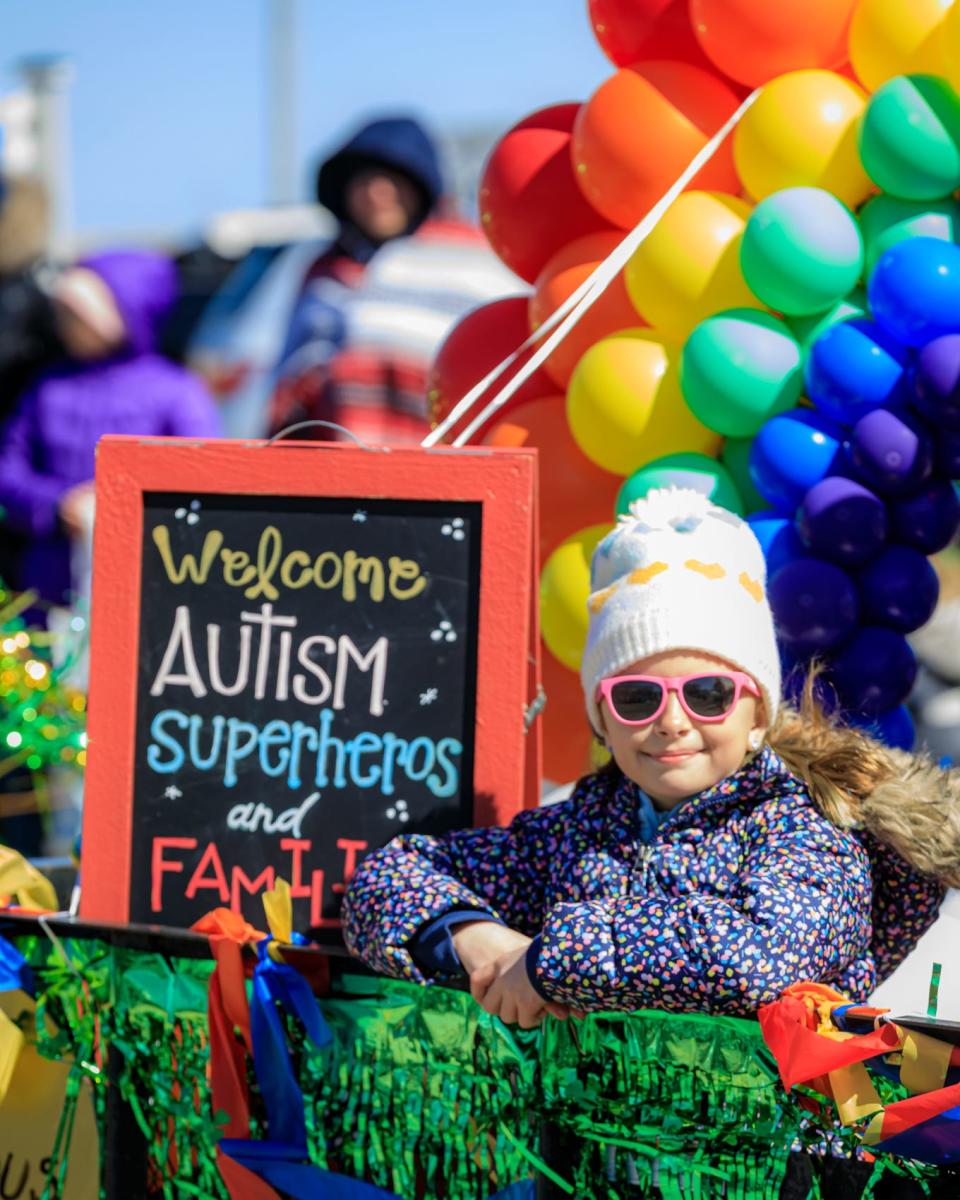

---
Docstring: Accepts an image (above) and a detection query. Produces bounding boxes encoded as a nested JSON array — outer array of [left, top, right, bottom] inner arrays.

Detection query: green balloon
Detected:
[[858, 193, 960, 278], [859, 75, 960, 201], [616, 452, 743, 517], [720, 437, 765, 515], [740, 187, 863, 316], [788, 290, 867, 359], [680, 308, 802, 438]]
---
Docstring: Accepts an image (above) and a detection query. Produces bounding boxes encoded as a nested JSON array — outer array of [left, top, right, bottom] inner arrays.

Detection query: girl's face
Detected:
[[596, 649, 767, 808]]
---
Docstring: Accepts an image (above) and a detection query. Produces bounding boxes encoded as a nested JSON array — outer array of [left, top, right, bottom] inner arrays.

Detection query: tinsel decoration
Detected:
[[0, 585, 87, 781], [6, 932, 951, 1200]]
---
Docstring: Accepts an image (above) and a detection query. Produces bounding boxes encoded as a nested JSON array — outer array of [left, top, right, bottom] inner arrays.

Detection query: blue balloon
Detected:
[[749, 409, 845, 511], [858, 544, 940, 632], [805, 318, 909, 423], [889, 481, 960, 553], [747, 511, 808, 575], [869, 237, 960, 348], [846, 705, 916, 751], [829, 627, 917, 715], [769, 557, 858, 654], [934, 426, 960, 477]]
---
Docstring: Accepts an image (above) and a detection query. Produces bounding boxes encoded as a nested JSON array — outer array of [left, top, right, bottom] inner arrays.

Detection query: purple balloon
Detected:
[[846, 704, 916, 751], [934, 427, 960, 478], [858, 545, 939, 632], [769, 558, 858, 654], [829, 627, 918, 715], [912, 334, 960, 430], [889, 481, 960, 553], [798, 476, 888, 567], [848, 406, 933, 496]]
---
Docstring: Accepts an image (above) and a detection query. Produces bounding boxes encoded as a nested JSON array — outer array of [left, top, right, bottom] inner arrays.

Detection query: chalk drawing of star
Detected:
[[419, 688, 438, 705], [352, 510, 368, 523], [164, 785, 183, 800]]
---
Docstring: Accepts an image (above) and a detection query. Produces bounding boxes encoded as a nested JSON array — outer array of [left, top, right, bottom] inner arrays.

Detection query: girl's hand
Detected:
[[469, 942, 571, 1029], [450, 920, 531, 976]]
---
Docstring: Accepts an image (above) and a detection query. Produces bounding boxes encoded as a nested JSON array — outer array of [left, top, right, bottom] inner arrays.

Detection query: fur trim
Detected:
[[0, 177, 49, 273], [862, 751, 960, 888]]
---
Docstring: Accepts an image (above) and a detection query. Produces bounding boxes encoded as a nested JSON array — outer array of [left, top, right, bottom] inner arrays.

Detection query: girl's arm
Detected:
[[341, 802, 569, 983], [527, 806, 872, 1016], [0, 390, 71, 537]]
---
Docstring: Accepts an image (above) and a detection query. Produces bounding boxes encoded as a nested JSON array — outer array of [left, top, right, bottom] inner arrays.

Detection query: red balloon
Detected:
[[572, 62, 741, 229], [529, 231, 642, 388], [589, 0, 711, 68], [427, 297, 554, 441], [482, 393, 622, 562], [540, 645, 595, 784], [478, 103, 615, 285]]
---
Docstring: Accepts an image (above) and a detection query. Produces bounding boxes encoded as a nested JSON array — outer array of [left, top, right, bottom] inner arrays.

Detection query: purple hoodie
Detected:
[[0, 250, 220, 603]]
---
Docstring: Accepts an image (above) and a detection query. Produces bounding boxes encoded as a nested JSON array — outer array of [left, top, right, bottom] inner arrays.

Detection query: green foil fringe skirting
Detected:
[[8, 936, 943, 1200]]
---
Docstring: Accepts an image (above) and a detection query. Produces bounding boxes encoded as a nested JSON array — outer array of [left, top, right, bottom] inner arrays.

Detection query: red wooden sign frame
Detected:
[[80, 436, 541, 924]]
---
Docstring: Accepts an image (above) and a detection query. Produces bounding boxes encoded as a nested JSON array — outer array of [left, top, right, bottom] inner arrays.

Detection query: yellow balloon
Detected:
[[566, 329, 720, 476], [540, 523, 612, 671], [624, 191, 760, 339], [848, 0, 953, 92], [734, 69, 873, 205], [940, 2, 960, 88]]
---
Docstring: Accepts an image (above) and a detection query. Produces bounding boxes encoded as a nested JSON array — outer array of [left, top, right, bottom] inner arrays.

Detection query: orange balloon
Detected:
[[572, 62, 741, 230], [529, 232, 640, 388], [483, 394, 622, 561], [540, 645, 595, 784], [689, 0, 857, 87]]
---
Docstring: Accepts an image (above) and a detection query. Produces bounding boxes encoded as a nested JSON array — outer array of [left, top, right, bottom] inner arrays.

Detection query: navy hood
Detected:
[[80, 249, 178, 355], [316, 116, 443, 234]]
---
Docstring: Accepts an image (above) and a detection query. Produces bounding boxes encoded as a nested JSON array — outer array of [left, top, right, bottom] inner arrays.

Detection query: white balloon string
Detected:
[[422, 87, 759, 449]]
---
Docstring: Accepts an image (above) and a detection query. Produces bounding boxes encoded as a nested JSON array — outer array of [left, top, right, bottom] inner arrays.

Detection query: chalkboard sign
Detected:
[[82, 439, 539, 934]]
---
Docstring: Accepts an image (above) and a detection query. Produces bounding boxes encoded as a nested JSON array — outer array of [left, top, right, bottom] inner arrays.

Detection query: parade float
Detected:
[[4, 0, 960, 1195]]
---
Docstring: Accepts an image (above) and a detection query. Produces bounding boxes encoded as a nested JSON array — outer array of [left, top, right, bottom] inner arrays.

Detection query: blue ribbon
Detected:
[[220, 1139, 534, 1199], [873, 1104, 960, 1166], [249, 934, 332, 1150], [0, 934, 33, 996]]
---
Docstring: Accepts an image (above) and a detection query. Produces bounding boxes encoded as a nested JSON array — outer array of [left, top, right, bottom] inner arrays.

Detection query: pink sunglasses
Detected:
[[596, 672, 760, 726]]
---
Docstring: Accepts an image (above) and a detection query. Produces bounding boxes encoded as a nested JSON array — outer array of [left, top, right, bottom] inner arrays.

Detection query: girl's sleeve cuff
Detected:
[[525, 934, 552, 1000]]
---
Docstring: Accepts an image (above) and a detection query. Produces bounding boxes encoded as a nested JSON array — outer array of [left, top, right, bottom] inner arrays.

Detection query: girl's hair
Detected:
[[770, 671, 960, 887]]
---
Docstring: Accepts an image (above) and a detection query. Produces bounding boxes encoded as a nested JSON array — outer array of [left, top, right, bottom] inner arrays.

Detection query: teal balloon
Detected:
[[858, 75, 960, 201], [740, 187, 864, 316], [616, 452, 743, 517], [859, 194, 960, 278], [720, 437, 766, 514], [789, 290, 867, 359], [680, 308, 803, 438]]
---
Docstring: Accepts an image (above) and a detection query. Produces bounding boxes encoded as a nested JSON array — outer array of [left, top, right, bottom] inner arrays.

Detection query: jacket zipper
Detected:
[[632, 845, 654, 894]]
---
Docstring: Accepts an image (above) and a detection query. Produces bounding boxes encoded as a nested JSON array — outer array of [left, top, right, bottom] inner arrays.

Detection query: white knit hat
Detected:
[[581, 487, 780, 729]]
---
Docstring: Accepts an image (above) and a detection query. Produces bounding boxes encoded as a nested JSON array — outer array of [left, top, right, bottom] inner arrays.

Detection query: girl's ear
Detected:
[[749, 700, 769, 753]]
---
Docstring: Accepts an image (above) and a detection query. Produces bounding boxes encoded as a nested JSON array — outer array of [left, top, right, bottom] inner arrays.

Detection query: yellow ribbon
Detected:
[[262, 877, 293, 960], [0, 845, 57, 912], [898, 1027, 953, 1096]]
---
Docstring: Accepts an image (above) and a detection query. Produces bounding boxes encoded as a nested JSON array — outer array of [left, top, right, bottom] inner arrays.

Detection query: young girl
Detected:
[[342, 488, 959, 1028]]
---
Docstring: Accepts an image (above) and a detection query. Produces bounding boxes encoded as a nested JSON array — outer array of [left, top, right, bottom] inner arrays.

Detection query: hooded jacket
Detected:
[[342, 746, 947, 1015], [0, 250, 220, 603], [267, 116, 516, 446]]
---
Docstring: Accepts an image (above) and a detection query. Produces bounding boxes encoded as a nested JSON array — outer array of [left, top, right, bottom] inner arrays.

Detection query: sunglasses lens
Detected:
[[609, 680, 663, 722], [682, 675, 736, 718]]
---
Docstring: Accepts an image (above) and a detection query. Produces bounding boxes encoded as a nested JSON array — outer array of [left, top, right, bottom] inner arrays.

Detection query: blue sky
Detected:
[[1, 0, 610, 239]]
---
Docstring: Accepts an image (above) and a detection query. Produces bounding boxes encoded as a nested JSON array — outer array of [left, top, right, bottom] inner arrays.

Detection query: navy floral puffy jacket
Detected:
[[342, 747, 943, 1015]]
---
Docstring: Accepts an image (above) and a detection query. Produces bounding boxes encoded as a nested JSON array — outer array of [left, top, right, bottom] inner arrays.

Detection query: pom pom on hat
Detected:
[[582, 487, 780, 729]]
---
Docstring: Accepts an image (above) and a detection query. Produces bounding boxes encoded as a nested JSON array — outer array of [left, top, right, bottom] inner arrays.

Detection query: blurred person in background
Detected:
[[0, 249, 220, 608], [268, 114, 514, 445], [0, 176, 65, 588]]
